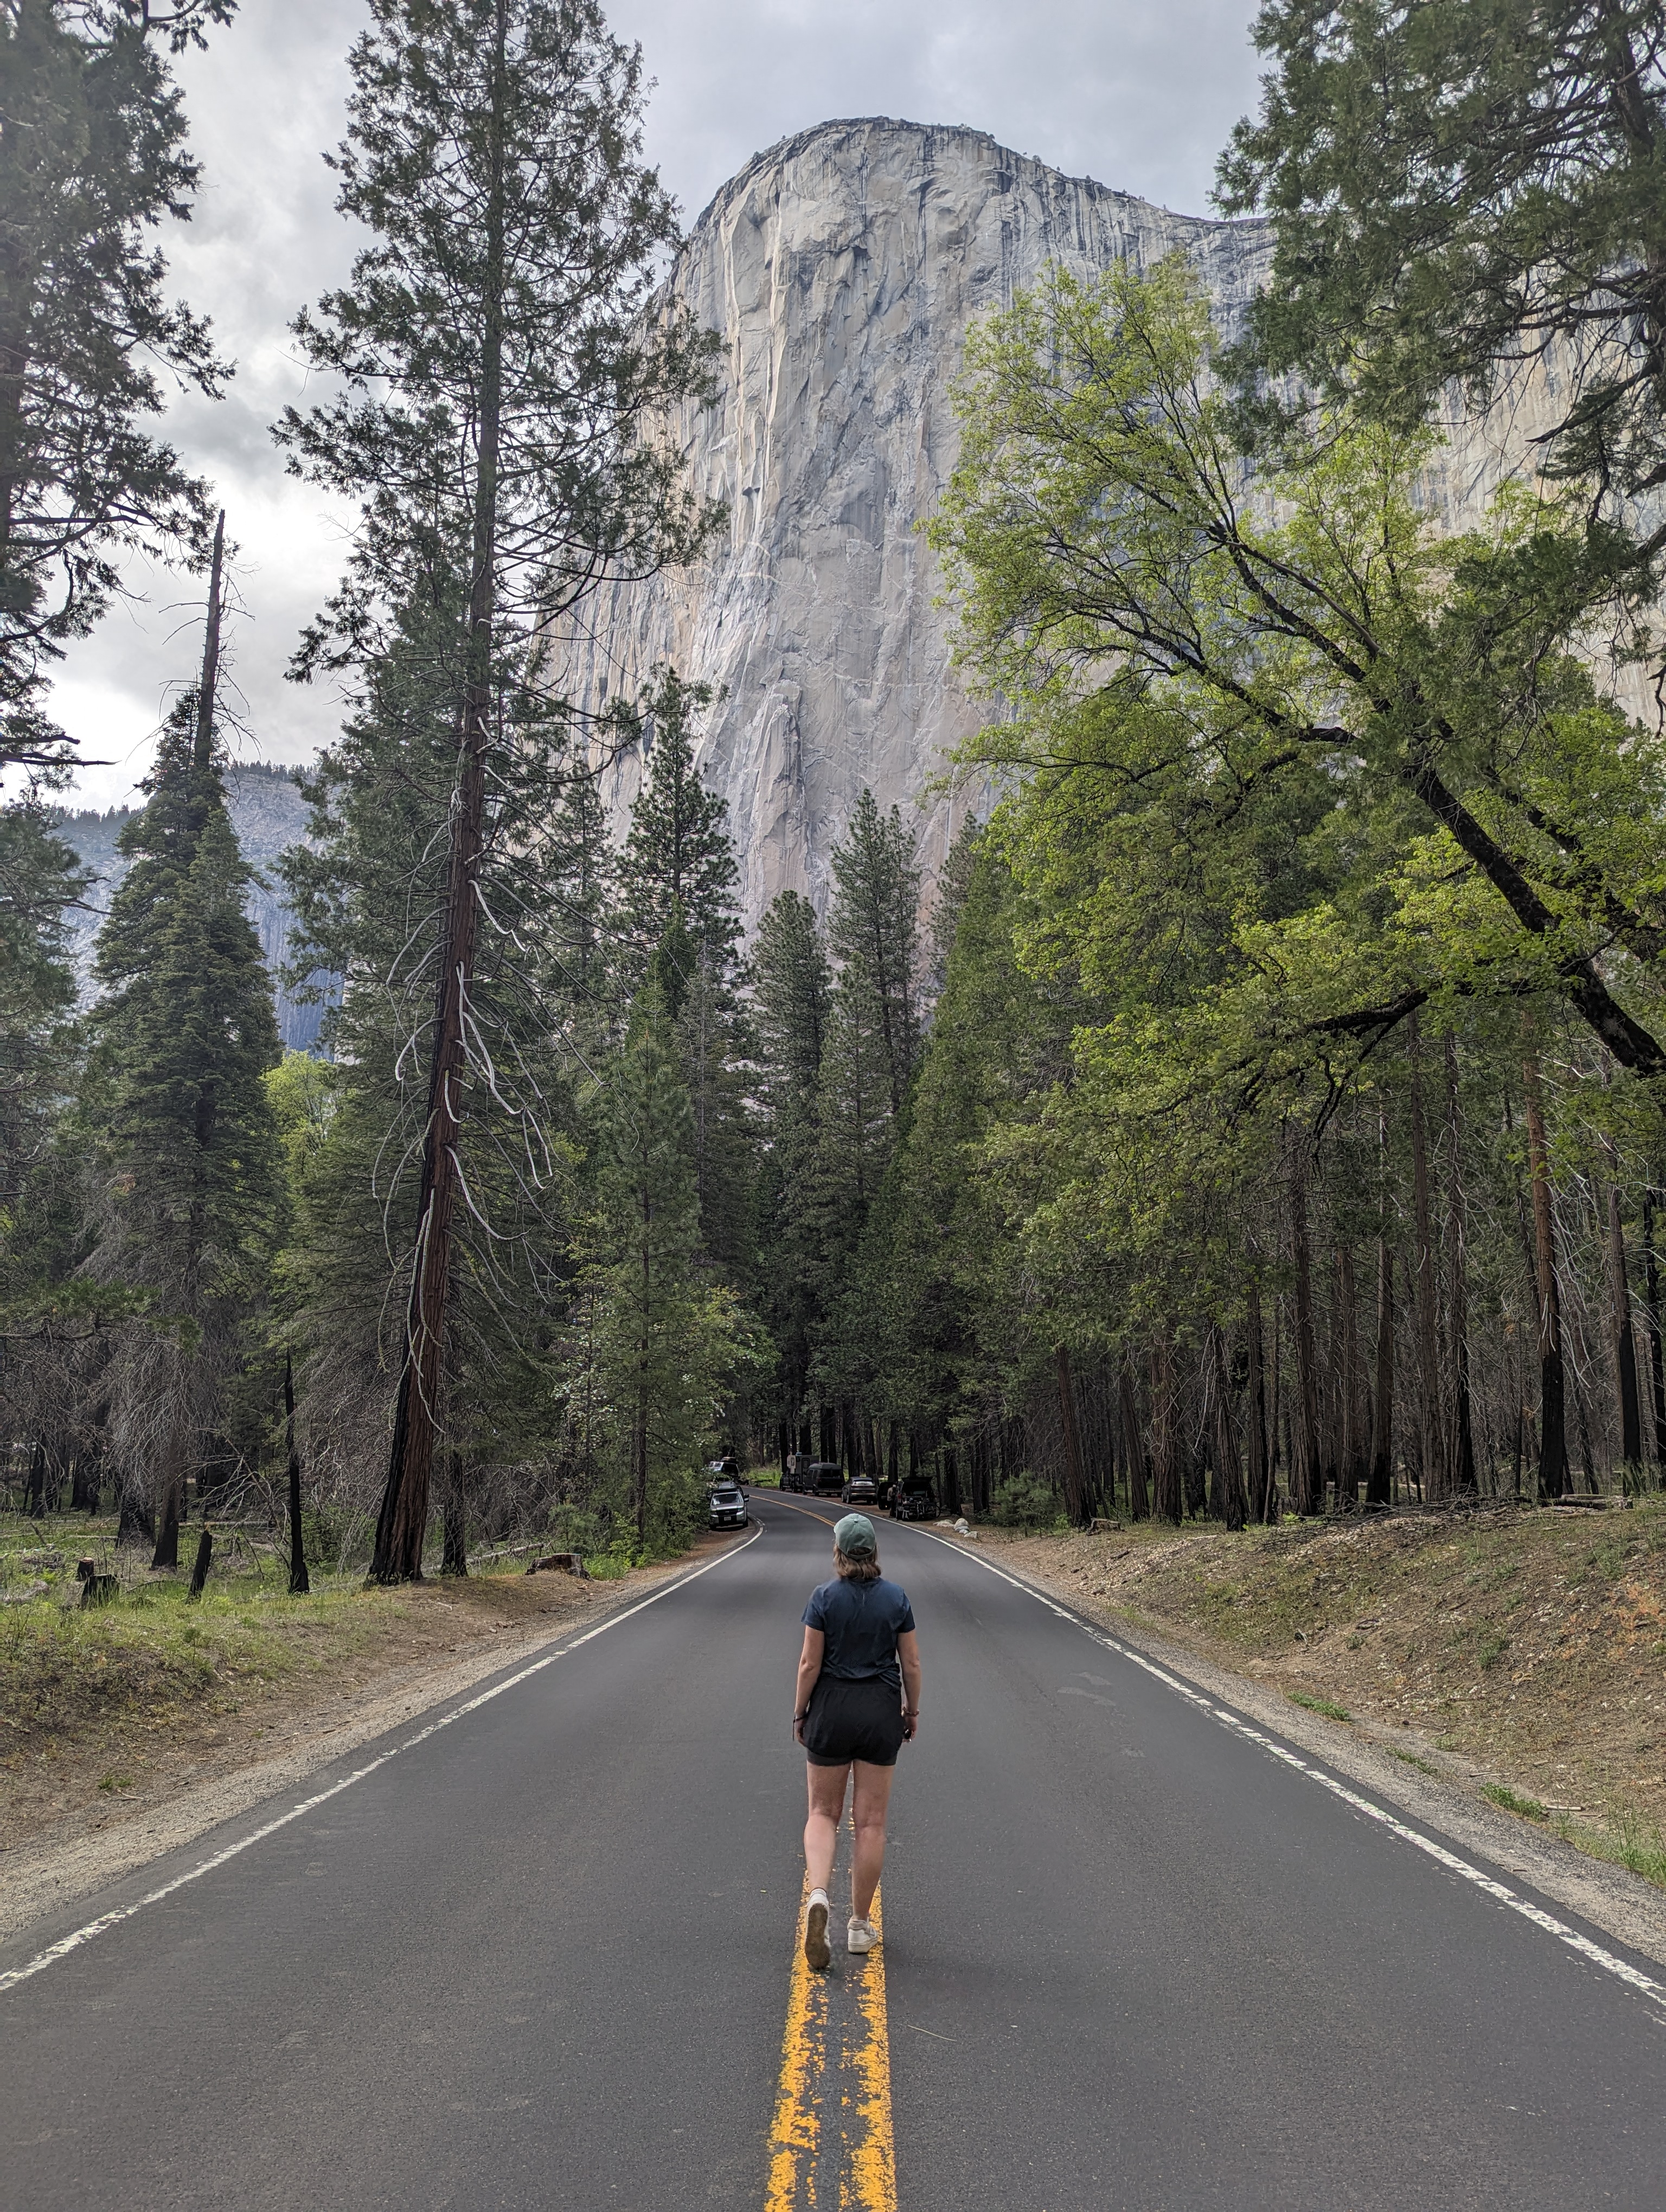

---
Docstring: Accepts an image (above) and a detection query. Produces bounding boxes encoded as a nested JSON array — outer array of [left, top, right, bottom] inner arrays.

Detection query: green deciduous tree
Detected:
[[928, 259, 1666, 1095]]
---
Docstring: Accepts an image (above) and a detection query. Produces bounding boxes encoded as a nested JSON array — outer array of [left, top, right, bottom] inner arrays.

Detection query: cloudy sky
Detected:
[[54, 0, 1266, 811]]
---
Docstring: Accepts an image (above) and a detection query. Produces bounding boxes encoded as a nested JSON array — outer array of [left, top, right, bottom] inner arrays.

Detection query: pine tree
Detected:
[[620, 668, 742, 1011], [753, 890, 831, 1442], [583, 989, 758, 1551], [0, 0, 234, 771], [88, 691, 284, 1566], [279, 0, 716, 1582], [1217, 2, 1666, 509]]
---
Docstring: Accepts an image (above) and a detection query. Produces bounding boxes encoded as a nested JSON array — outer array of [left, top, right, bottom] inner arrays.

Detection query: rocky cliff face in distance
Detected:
[[561, 118, 1275, 929]]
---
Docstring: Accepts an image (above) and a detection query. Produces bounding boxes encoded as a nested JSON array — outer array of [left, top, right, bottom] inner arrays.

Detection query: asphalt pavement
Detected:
[[4, 1493, 1665, 2210]]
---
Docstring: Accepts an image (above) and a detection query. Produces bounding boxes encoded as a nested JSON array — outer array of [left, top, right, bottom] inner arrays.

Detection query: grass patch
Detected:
[[1286, 1689, 1351, 1722], [1477, 1631, 1511, 1669], [1483, 1783, 1549, 1822], [1555, 1809, 1666, 1889], [1391, 1748, 1439, 1776]]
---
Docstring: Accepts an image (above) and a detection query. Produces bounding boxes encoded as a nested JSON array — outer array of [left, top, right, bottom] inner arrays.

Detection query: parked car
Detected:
[[708, 1457, 748, 1497], [810, 1461, 845, 1498], [842, 1472, 879, 1509], [707, 1481, 748, 1530], [891, 1476, 936, 1522]]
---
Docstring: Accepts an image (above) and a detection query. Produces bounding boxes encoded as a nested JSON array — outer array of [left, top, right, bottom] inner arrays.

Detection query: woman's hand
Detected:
[[902, 1706, 919, 1742], [793, 1709, 809, 1745]]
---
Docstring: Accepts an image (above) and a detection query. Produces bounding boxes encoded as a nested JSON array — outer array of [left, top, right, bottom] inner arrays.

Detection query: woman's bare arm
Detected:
[[793, 1626, 825, 1741], [898, 1628, 921, 1738]]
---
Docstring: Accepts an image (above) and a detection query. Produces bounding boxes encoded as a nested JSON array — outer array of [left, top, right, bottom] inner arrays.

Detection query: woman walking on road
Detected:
[[793, 1513, 921, 1970]]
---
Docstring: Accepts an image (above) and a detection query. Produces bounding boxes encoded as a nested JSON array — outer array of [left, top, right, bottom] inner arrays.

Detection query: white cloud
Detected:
[[49, 0, 1263, 809]]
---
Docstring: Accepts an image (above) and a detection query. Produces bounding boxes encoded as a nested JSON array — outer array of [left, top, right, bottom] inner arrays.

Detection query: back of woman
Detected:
[[792, 1513, 921, 1969]]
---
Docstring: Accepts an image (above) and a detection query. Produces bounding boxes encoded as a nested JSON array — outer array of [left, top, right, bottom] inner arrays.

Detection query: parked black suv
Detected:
[[891, 1476, 936, 1522]]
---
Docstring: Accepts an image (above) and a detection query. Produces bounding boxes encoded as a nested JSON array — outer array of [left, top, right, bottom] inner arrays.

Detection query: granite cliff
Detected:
[[566, 117, 1600, 929], [563, 118, 1278, 928]]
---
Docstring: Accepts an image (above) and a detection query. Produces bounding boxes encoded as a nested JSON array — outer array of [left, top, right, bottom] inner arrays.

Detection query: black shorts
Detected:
[[803, 1675, 907, 1768]]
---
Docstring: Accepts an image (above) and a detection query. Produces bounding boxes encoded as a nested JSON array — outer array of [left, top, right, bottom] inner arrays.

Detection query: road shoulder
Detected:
[[929, 1523, 1666, 1975], [0, 1541, 734, 1947]]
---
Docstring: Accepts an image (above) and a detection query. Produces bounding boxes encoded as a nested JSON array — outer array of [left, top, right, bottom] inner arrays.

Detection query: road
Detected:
[[4, 1493, 1666, 2211]]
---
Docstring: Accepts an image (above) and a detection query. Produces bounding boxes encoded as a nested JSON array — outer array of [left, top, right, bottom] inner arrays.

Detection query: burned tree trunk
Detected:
[[1209, 1327, 1247, 1532], [1337, 1243, 1364, 1508], [1604, 1168, 1644, 1480], [1368, 1246, 1396, 1509], [1149, 1339, 1182, 1524], [1246, 1282, 1273, 1522], [1119, 1361, 1150, 1520], [1643, 1188, 1666, 1471], [1055, 1346, 1091, 1529], [1408, 1015, 1446, 1500], [1443, 1035, 1477, 1495], [1289, 1150, 1323, 1515], [284, 1351, 310, 1597], [1521, 1044, 1568, 1500]]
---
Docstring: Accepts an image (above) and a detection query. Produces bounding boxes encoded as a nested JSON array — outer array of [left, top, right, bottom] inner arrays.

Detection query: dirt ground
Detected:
[[0, 1526, 737, 1875], [969, 1498, 1666, 1883]]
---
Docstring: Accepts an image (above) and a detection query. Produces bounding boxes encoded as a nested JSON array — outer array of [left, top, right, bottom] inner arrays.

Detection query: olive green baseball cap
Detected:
[[834, 1513, 877, 1557]]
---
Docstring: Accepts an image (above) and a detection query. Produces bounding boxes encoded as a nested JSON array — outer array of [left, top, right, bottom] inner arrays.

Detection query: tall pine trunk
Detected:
[[1289, 1150, 1322, 1515], [1522, 1043, 1568, 1499], [1443, 1034, 1477, 1494], [1337, 1242, 1363, 1507], [1368, 1241, 1395, 1508], [1055, 1346, 1090, 1528], [1246, 1281, 1273, 1521], [1603, 1155, 1643, 1480], [284, 1351, 310, 1597], [1150, 1339, 1181, 1524], [1119, 1362, 1150, 1520], [371, 9, 508, 1584], [1643, 1188, 1666, 1471], [1209, 1327, 1247, 1531], [1408, 1014, 1446, 1501]]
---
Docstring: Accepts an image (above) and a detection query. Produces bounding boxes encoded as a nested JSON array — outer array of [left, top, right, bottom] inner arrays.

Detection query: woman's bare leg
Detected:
[[804, 1761, 849, 1895], [850, 1761, 896, 1921]]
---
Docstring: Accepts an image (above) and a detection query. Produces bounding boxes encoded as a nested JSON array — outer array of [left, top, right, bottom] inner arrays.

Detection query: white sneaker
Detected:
[[804, 1891, 831, 1971], [847, 1916, 877, 1954]]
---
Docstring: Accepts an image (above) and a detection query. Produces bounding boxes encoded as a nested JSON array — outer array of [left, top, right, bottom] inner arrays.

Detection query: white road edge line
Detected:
[[0, 1523, 766, 1995], [906, 1522, 1666, 2014]]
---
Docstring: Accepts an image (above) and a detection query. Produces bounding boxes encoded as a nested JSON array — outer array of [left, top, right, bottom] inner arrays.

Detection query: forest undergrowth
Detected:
[[978, 1501, 1666, 1891], [0, 1508, 691, 1860]]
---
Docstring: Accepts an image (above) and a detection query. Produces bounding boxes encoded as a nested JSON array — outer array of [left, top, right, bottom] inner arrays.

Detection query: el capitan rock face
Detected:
[[563, 118, 1273, 926]]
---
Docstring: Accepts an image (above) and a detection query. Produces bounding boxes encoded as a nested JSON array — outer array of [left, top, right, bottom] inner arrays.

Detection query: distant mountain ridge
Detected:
[[54, 762, 328, 1051]]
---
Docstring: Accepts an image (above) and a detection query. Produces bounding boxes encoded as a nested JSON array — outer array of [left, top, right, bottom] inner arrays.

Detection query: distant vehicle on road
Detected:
[[891, 1476, 936, 1522], [842, 1472, 879, 1508], [809, 1462, 844, 1498], [707, 1481, 748, 1531]]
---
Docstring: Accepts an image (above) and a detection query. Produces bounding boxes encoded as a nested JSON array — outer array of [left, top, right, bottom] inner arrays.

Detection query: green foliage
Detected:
[[1219, 2, 1666, 503], [984, 1471, 1062, 1529], [0, 0, 232, 770]]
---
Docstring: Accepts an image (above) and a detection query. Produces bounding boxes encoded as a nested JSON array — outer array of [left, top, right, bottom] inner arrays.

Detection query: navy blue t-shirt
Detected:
[[802, 1575, 915, 1688]]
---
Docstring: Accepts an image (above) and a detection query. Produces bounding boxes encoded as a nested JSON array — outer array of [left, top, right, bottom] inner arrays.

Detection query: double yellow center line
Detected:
[[765, 1879, 897, 2211]]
